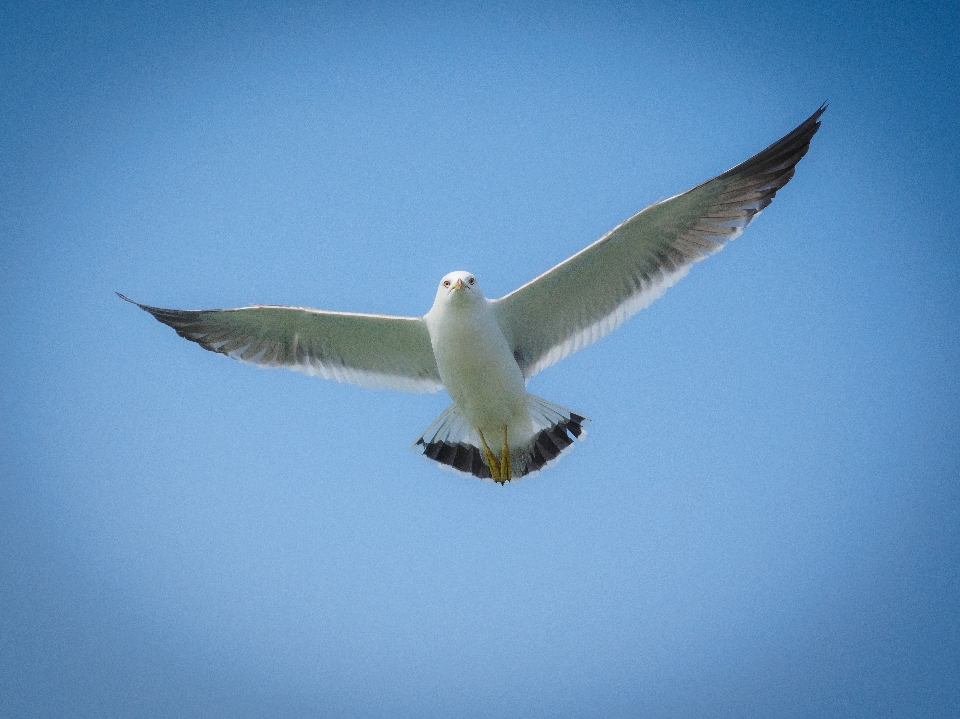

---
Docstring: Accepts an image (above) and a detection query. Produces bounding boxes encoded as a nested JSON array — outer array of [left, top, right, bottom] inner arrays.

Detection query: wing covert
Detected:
[[494, 106, 824, 378], [119, 294, 443, 393]]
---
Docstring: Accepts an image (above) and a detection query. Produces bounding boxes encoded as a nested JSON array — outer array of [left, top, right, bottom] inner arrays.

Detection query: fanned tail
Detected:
[[413, 405, 492, 479], [413, 395, 589, 481], [523, 396, 590, 476]]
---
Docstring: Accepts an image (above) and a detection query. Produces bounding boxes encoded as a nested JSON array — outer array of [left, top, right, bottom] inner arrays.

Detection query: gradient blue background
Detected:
[[3, 2, 958, 717]]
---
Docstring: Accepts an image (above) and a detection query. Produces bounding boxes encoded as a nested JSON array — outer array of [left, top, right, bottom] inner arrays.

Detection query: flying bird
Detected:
[[120, 106, 824, 483]]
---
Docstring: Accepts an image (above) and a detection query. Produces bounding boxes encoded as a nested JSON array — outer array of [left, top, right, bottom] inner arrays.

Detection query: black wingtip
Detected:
[[799, 104, 827, 135], [116, 292, 156, 315], [805, 104, 827, 134], [117, 292, 158, 316]]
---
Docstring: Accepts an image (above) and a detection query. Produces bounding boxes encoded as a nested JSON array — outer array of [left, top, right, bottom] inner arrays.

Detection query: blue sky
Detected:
[[2, 1, 958, 717]]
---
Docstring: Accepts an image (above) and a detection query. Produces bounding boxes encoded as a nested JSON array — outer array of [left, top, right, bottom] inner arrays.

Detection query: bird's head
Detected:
[[434, 270, 483, 306]]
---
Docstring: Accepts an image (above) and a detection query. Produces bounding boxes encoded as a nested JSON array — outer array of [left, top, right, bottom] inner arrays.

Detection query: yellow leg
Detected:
[[478, 430, 502, 483], [501, 426, 512, 482]]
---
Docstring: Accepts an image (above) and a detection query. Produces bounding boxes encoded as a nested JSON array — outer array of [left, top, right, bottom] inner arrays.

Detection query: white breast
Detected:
[[425, 297, 529, 439]]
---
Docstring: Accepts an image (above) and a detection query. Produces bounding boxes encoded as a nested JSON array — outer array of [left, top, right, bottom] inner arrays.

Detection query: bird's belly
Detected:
[[432, 319, 529, 437]]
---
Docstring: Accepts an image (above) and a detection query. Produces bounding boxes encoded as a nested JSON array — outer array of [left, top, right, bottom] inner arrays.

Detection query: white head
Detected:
[[431, 270, 483, 308]]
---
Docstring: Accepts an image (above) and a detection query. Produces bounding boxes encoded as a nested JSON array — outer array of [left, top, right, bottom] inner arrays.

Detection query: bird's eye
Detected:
[[443, 280, 451, 287], [468, 277, 475, 285]]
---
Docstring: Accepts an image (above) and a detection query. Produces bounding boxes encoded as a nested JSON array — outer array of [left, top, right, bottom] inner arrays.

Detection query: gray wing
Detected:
[[494, 106, 824, 379], [119, 294, 443, 393]]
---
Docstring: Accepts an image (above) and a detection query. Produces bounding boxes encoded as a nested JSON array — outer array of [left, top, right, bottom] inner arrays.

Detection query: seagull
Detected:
[[120, 106, 824, 483]]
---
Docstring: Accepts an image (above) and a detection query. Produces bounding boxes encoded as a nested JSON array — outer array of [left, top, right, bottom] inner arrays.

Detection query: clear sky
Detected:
[[2, 1, 958, 717]]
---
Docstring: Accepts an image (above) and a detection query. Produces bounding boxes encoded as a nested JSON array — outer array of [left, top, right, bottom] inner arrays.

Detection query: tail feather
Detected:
[[414, 405, 492, 479], [413, 395, 588, 481]]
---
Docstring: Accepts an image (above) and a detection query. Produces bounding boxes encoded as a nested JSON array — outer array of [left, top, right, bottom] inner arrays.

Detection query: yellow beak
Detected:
[[453, 278, 465, 290]]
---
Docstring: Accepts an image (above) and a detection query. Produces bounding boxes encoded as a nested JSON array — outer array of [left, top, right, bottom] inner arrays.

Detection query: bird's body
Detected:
[[120, 107, 824, 482], [425, 273, 529, 451]]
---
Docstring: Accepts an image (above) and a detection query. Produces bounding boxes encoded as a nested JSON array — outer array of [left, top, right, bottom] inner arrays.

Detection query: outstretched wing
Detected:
[[494, 106, 825, 379], [119, 294, 443, 393]]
